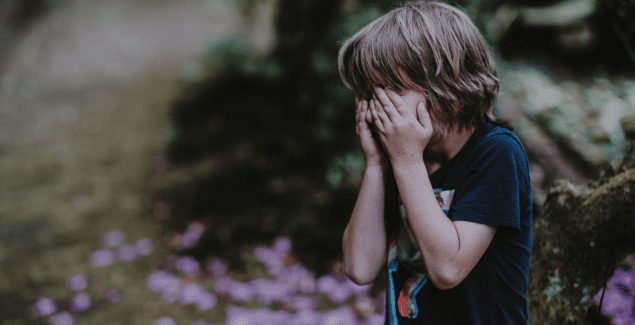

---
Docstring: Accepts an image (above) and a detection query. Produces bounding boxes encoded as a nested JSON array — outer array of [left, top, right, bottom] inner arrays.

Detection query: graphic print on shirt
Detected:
[[387, 188, 455, 324]]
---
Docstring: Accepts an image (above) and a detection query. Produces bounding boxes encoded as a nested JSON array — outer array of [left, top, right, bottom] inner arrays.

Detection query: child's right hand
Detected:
[[355, 95, 384, 168]]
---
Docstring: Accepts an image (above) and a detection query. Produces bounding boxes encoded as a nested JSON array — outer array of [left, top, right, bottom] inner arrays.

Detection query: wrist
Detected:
[[364, 163, 385, 175], [391, 158, 426, 172]]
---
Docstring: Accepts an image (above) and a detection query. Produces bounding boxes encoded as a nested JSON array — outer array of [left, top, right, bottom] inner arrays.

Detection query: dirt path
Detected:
[[0, 0, 274, 322]]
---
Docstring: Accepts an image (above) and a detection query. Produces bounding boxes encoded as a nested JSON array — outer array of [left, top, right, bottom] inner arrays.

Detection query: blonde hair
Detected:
[[337, 0, 499, 131]]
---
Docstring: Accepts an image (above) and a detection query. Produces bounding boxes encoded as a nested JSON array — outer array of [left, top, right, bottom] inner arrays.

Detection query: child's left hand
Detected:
[[369, 87, 433, 166]]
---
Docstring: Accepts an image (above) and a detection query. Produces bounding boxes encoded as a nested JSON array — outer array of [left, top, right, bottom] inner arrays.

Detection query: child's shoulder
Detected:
[[470, 122, 529, 168], [479, 122, 525, 153]]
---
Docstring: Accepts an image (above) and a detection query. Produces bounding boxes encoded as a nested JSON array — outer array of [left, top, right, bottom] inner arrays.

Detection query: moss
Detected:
[[529, 157, 635, 323]]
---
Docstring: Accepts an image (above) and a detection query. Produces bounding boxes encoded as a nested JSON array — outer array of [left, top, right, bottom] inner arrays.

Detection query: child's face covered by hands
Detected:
[[365, 87, 435, 166]]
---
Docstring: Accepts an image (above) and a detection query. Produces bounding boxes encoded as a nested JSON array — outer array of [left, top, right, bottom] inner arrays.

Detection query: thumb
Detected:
[[416, 102, 431, 128]]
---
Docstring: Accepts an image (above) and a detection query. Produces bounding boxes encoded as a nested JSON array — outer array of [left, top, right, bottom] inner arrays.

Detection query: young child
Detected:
[[337, 1, 533, 324]]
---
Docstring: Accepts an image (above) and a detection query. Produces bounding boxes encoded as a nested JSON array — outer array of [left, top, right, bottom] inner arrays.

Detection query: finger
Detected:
[[366, 104, 375, 124], [355, 101, 361, 135], [385, 88, 409, 116], [369, 99, 386, 133], [372, 96, 392, 128], [371, 99, 390, 131], [373, 87, 400, 120], [364, 101, 373, 124], [358, 100, 371, 131], [416, 102, 432, 128]]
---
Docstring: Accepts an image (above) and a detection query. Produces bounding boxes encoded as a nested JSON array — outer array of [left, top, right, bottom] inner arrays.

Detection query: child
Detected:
[[337, 1, 533, 324]]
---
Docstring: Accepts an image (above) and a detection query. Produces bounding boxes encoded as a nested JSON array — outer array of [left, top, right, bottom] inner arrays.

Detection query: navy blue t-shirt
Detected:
[[385, 120, 533, 324]]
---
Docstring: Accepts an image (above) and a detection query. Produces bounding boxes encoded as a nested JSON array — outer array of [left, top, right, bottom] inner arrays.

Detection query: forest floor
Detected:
[[0, 0, 274, 322]]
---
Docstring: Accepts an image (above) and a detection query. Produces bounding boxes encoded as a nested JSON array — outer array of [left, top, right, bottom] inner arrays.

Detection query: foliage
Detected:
[[157, 0, 395, 272]]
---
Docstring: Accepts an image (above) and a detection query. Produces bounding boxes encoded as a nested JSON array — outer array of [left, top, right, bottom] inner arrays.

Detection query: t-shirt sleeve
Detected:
[[448, 134, 529, 238]]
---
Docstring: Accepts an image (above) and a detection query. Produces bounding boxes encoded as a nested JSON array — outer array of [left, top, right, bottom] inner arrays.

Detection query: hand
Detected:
[[369, 87, 433, 166], [355, 95, 384, 168]]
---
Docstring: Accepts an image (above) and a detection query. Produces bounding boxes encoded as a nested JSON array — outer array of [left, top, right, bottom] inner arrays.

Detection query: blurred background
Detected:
[[1, 0, 634, 324]]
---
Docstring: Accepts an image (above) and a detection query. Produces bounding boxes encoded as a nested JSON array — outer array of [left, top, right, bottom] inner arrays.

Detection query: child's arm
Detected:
[[369, 87, 496, 290], [342, 97, 388, 285]]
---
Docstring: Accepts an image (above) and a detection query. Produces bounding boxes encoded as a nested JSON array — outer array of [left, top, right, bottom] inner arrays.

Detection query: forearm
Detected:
[[342, 165, 387, 284], [391, 161, 460, 288]]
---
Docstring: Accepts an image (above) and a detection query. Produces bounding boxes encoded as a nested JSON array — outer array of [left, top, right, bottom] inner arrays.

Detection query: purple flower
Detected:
[[135, 238, 154, 256], [48, 311, 74, 325], [101, 230, 124, 248], [89, 249, 115, 268], [250, 279, 290, 305], [178, 283, 205, 305], [206, 258, 228, 277], [376, 293, 386, 318], [174, 256, 200, 277], [321, 306, 357, 325], [214, 275, 233, 294], [595, 287, 633, 318], [354, 296, 377, 317], [69, 292, 91, 312], [117, 245, 138, 262], [611, 315, 635, 325], [176, 222, 206, 250], [608, 269, 635, 294], [272, 236, 292, 257], [288, 295, 316, 311], [346, 279, 371, 297], [254, 246, 284, 276], [154, 316, 176, 325], [105, 288, 122, 303], [317, 274, 339, 293], [317, 275, 352, 303], [276, 263, 315, 293], [364, 314, 385, 325], [288, 310, 321, 325], [225, 306, 292, 325], [594, 268, 635, 319], [147, 271, 180, 294], [227, 280, 255, 303], [65, 274, 88, 291], [327, 286, 353, 304], [193, 291, 217, 311], [32, 297, 56, 317], [225, 306, 254, 325], [191, 321, 212, 325], [146, 270, 181, 304]]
